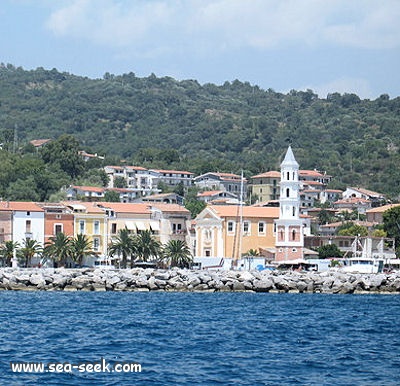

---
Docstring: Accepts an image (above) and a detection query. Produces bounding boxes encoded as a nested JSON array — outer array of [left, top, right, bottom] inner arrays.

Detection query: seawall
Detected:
[[1, 268, 400, 294]]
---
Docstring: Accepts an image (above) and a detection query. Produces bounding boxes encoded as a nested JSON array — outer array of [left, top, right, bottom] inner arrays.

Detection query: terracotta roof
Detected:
[[150, 203, 190, 214], [125, 165, 148, 171], [299, 170, 329, 177], [96, 202, 152, 214], [334, 197, 370, 205], [30, 139, 51, 147], [0, 201, 44, 212], [72, 185, 105, 193], [197, 190, 225, 197], [209, 205, 279, 219], [251, 171, 281, 179], [348, 187, 384, 197], [302, 180, 323, 186], [151, 169, 194, 175], [63, 201, 104, 213], [366, 203, 400, 213]]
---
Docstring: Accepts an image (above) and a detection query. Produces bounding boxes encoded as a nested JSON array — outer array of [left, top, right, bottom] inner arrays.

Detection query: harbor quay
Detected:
[[0, 267, 400, 294]]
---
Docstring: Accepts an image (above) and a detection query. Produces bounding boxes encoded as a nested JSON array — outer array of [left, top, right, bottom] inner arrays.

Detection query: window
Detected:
[[292, 230, 296, 241], [227, 221, 235, 233], [93, 237, 100, 252], [205, 249, 211, 257], [111, 223, 117, 234], [79, 220, 85, 234], [93, 220, 100, 235], [26, 211, 31, 216], [292, 206, 296, 216], [26, 220, 31, 233], [243, 221, 250, 234], [54, 224, 63, 234], [286, 188, 290, 198], [258, 222, 265, 235]]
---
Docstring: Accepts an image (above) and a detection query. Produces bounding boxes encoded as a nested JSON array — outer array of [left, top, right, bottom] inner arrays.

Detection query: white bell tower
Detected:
[[275, 146, 304, 261]]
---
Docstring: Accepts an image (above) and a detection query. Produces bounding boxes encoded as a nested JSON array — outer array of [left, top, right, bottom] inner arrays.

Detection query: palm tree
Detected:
[[162, 239, 192, 269], [44, 232, 72, 267], [19, 238, 43, 267], [134, 230, 161, 265], [0, 241, 19, 267], [71, 234, 93, 267], [108, 228, 134, 269]]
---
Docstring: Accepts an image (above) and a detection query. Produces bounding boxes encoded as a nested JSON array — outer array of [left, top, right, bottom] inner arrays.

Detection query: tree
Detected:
[[0, 241, 19, 267], [71, 234, 93, 267], [44, 232, 72, 267], [185, 199, 206, 218], [40, 134, 85, 178], [161, 239, 192, 268], [317, 244, 343, 259], [383, 206, 400, 256], [134, 230, 160, 264], [113, 176, 127, 188], [337, 223, 368, 236], [18, 238, 43, 267], [104, 190, 120, 202], [108, 228, 135, 268]]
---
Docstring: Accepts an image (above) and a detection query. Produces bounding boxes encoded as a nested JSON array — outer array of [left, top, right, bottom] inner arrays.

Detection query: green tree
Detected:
[[18, 238, 43, 267], [161, 239, 192, 268], [134, 230, 160, 264], [44, 232, 72, 267], [185, 199, 206, 218], [104, 190, 120, 202], [113, 176, 127, 188], [337, 223, 368, 236], [383, 206, 400, 256], [0, 240, 19, 267], [40, 134, 85, 178], [317, 244, 343, 259], [108, 228, 135, 268], [71, 234, 93, 267]]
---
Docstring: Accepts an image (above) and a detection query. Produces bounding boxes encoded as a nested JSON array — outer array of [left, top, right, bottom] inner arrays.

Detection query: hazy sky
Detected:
[[1, 0, 399, 99]]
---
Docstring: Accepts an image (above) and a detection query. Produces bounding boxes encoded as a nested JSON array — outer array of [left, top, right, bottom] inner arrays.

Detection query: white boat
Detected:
[[341, 258, 384, 274], [339, 236, 384, 273]]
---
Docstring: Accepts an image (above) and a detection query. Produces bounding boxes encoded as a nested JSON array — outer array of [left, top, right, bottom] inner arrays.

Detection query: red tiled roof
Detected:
[[251, 171, 281, 179], [72, 185, 105, 193], [152, 169, 194, 175], [96, 202, 152, 214], [0, 201, 44, 212], [209, 205, 279, 219]]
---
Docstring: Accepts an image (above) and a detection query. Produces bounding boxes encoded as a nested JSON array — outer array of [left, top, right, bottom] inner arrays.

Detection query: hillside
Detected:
[[1, 64, 400, 197]]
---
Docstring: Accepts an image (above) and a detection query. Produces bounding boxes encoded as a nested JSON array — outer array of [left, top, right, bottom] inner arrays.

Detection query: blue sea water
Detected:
[[0, 292, 399, 386]]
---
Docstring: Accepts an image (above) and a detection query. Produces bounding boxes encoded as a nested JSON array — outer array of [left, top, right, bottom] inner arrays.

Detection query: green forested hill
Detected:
[[1, 64, 400, 197]]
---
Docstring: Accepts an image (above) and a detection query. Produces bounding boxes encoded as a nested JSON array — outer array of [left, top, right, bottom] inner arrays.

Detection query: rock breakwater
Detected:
[[1, 268, 400, 294]]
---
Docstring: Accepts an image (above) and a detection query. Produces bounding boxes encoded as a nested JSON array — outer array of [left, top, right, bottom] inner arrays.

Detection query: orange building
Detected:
[[195, 205, 279, 260]]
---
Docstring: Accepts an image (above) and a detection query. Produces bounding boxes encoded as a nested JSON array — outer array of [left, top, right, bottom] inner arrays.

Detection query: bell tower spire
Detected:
[[275, 146, 304, 261]]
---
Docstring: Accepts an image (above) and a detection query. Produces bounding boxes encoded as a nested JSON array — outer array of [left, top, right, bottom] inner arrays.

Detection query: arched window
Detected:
[[286, 188, 290, 198], [292, 206, 296, 216], [280, 230, 284, 241], [287, 171, 290, 180]]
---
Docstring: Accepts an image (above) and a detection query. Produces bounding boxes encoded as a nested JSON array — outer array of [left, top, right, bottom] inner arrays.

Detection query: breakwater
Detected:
[[1, 268, 400, 294]]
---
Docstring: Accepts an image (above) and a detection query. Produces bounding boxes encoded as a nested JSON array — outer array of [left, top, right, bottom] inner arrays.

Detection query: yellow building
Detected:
[[249, 171, 281, 203], [195, 205, 279, 260], [65, 202, 107, 257]]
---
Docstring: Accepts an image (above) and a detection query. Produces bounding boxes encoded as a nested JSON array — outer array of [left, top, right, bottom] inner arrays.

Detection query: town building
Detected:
[[248, 171, 280, 203], [194, 204, 279, 261], [193, 172, 247, 199]]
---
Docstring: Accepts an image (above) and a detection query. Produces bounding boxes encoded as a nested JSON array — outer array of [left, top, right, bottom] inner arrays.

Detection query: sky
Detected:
[[1, 0, 399, 99]]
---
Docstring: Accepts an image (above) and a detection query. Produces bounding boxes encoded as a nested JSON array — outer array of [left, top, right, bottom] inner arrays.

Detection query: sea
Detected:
[[0, 291, 399, 386]]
